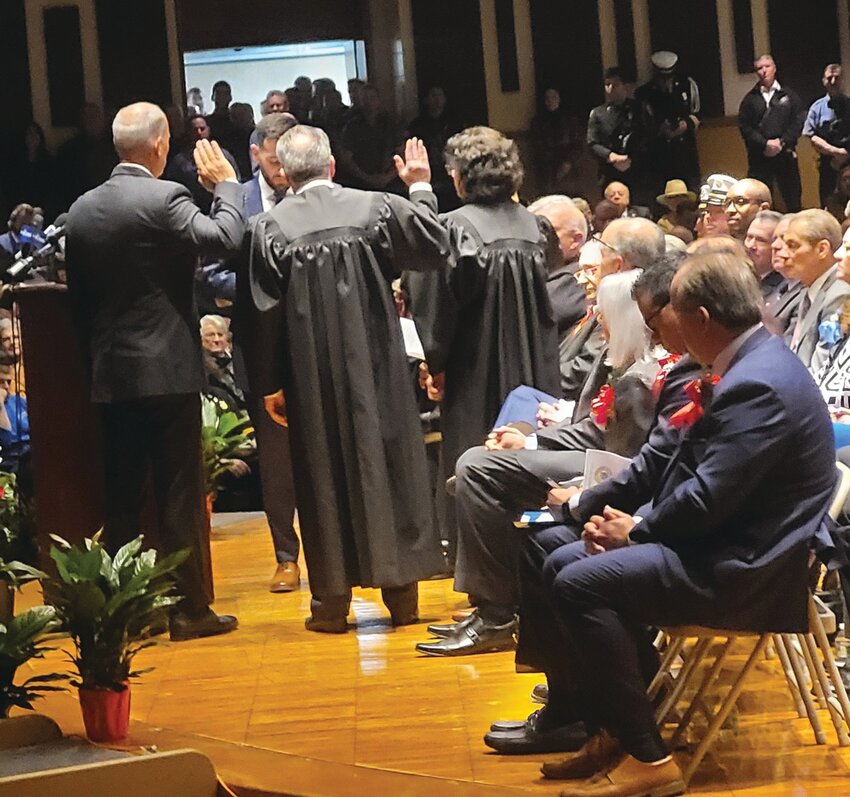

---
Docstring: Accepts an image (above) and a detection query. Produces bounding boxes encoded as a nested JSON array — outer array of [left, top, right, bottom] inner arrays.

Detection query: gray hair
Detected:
[[596, 270, 651, 369], [788, 208, 843, 251], [604, 218, 666, 269], [200, 314, 229, 334], [528, 195, 588, 239], [753, 209, 783, 226], [255, 112, 298, 146], [277, 124, 333, 187], [112, 102, 168, 157], [672, 252, 763, 330]]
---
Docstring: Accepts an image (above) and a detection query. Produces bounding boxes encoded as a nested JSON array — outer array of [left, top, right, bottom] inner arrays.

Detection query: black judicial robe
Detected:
[[245, 184, 451, 596], [408, 201, 561, 486]]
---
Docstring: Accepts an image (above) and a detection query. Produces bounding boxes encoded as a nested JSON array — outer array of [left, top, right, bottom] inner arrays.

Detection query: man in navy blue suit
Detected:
[[487, 252, 837, 797], [199, 112, 303, 593]]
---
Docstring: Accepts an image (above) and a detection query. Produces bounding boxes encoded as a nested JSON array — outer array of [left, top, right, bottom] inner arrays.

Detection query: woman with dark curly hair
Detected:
[[408, 126, 561, 577]]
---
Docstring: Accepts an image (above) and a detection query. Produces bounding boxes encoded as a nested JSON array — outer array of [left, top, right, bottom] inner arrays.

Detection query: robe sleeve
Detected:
[[243, 214, 291, 397], [376, 190, 451, 275], [406, 216, 484, 375]]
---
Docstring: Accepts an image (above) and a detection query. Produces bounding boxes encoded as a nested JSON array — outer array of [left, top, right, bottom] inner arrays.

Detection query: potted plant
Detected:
[[44, 533, 187, 742], [0, 602, 66, 718], [0, 472, 38, 623], [200, 396, 254, 517]]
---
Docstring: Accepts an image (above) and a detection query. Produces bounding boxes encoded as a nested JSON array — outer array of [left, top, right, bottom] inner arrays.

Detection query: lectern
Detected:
[[12, 283, 214, 599]]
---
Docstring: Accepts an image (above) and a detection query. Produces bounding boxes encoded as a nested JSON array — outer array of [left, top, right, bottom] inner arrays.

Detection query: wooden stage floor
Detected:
[[17, 513, 850, 795]]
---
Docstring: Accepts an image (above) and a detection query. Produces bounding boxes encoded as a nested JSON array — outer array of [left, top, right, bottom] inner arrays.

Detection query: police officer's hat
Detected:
[[651, 51, 678, 74]]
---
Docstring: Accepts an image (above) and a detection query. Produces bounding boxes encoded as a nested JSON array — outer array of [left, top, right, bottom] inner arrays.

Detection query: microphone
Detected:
[[6, 213, 67, 281]]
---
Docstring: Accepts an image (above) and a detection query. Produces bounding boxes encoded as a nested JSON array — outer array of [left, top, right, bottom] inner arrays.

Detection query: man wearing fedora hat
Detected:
[[635, 51, 701, 193], [656, 179, 697, 234]]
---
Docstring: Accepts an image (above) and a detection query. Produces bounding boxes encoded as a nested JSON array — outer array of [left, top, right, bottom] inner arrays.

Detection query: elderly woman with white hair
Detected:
[[488, 269, 664, 462]]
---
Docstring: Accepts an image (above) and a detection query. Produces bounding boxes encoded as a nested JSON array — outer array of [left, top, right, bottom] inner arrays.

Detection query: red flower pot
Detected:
[[78, 683, 131, 742]]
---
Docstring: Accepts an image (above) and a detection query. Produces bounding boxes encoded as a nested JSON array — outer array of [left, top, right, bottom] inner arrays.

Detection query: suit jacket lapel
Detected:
[[797, 271, 836, 342]]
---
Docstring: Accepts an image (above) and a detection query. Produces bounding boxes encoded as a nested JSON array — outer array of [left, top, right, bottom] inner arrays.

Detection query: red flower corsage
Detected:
[[669, 374, 720, 428], [591, 383, 615, 429]]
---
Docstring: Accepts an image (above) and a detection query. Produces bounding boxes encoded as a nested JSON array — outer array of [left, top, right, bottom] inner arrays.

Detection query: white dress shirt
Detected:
[[761, 80, 781, 107]]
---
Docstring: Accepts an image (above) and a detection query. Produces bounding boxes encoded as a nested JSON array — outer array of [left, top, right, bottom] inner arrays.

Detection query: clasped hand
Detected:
[[581, 506, 636, 555]]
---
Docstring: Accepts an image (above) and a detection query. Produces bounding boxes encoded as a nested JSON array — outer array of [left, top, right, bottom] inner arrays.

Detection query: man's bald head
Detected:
[[112, 102, 169, 175], [725, 178, 772, 239], [601, 217, 666, 271], [277, 124, 335, 188], [528, 195, 587, 262]]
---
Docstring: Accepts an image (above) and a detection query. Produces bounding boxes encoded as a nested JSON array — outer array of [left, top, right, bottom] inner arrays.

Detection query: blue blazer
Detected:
[[243, 175, 263, 219], [577, 328, 836, 632]]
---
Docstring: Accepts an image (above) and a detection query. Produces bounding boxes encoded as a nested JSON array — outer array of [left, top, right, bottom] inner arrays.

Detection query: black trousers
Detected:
[[246, 394, 300, 564], [818, 156, 839, 208], [99, 394, 210, 615], [453, 445, 585, 608], [747, 149, 802, 212], [517, 525, 666, 761]]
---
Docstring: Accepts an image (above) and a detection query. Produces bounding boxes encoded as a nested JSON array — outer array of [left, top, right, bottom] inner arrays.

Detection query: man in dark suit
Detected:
[[236, 112, 303, 593], [738, 55, 806, 211], [781, 209, 850, 373], [491, 253, 836, 797], [528, 195, 588, 342], [65, 102, 244, 642], [417, 255, 694, 658]]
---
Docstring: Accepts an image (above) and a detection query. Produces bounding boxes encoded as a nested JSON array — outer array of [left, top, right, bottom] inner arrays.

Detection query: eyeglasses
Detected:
[[591, 233, 618, 253], [723, 196, 755, 209], [643, 301, 668, 329]]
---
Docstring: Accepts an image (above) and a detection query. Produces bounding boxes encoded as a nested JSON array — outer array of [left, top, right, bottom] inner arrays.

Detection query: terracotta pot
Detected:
[[78, 683, 130, 742]]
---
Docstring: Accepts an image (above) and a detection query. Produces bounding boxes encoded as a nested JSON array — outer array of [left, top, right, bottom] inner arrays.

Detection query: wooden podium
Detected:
[[12, 284, 214, 599]]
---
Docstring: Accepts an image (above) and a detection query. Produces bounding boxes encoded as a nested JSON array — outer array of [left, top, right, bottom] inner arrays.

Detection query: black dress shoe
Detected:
[[427, 610, 478, 638], [490, 708, 541, 733], [483, 719, 587, 755], [415, 614, 517, 657], [531, 682, 549, 704], [170, 609, 238, 642]]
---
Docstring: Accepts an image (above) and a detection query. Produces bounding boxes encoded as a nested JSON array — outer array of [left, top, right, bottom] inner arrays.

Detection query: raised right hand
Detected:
[[194, 139, 237, 190]]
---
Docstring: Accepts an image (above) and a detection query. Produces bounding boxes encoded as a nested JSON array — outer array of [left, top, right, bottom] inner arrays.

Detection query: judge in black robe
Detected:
[[408, 127, 561, 564], [245, 127, 452, 632]]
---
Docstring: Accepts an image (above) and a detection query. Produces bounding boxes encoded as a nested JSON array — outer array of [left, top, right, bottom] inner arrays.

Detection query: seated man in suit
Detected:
[[558, 217, 665, 401], [603, 181, 651, 220], [416, 255, 696, 658], [782, 208, 850, 373], [528, 195, 588, 342], [488, 252, 836, 797]]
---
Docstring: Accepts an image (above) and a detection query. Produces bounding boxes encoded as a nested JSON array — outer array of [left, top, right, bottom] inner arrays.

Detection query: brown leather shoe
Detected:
[[540, 730, 620, 780], [557, 754, 685, 797], [269, 561, 300, 593]]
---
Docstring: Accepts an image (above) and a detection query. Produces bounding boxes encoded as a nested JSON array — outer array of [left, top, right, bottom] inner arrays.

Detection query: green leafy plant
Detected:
[[0, 604, 66, 716], [45, 533, 188, 691], [201, 396, 254, 495], [0, 472, 38, 580]]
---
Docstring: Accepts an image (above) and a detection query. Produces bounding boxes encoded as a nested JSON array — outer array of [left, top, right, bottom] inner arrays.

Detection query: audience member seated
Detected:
[[415, 264, 684, 658], [487, 254, 836, 797], [0, 364, 29, 475], [781, 209, 850, 372], [815, 224, 850, 432], [603, 181, 650, 219], [767, 213, 803, 331], [592, 199, 620, 233], [201, 315, 245, 411], [527, 195, 588, 340], [655, 179, 697, 234], [695, 173, 735, 238], [558, 218, 665, 401], [724, 177, 772, 240], [744, 209, 784, 297], [166, 115, 241, 213]]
